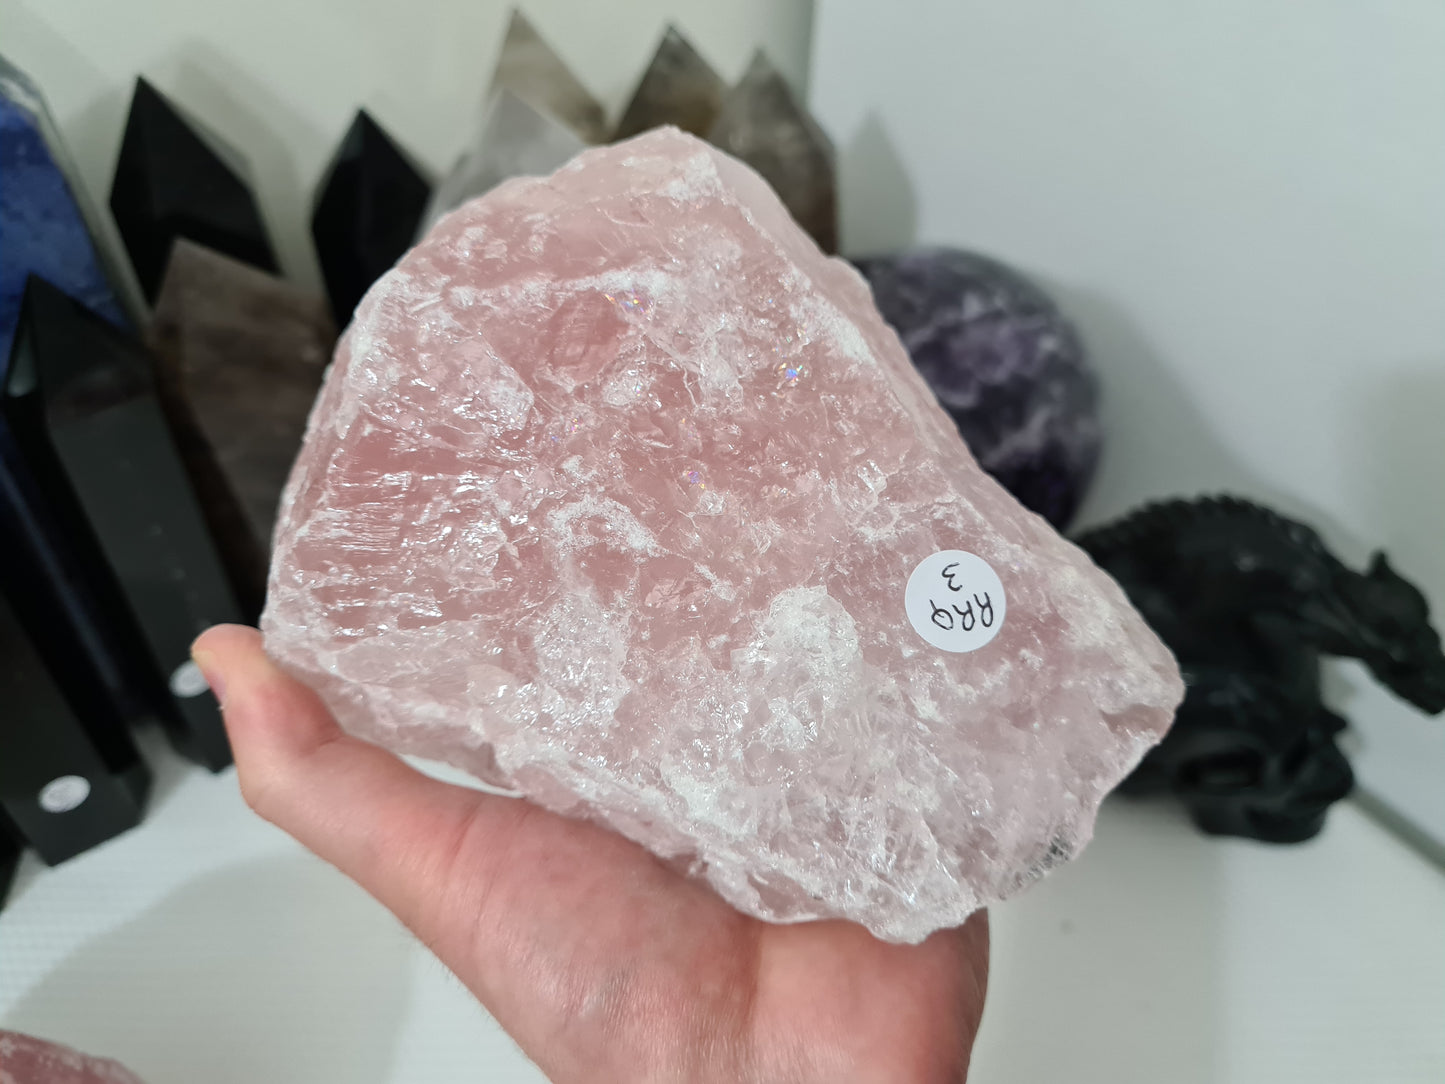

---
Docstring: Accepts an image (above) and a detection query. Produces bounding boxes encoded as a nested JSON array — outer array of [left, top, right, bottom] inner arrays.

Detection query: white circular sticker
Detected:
[[39, 774, 91, 813], [169, 660, 210, 698], [905, 550, 1007, 653]]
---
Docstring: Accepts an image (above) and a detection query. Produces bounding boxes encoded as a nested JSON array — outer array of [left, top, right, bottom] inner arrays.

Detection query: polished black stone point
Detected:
[[2, 285, 173, 738], [109, 77, 277, 301], [0, 813, 19, 904], [8, 275, 243, 771], [312, 109, 432, 326]]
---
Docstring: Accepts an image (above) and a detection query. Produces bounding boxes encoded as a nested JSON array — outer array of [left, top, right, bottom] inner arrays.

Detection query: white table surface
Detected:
[[2, 728, 1442, 1084]]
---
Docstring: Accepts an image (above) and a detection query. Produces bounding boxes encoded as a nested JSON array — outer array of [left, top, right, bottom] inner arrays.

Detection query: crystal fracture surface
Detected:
[[0, 1031, 146, 1084], [263, 129, 1182, 942]]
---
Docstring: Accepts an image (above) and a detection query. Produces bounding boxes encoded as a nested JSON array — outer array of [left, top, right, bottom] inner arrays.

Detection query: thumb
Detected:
[[189, 624, 508, 959]]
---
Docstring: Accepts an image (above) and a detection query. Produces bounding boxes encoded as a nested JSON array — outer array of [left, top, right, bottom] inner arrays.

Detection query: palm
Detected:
[[194, 626, 988, 1083]]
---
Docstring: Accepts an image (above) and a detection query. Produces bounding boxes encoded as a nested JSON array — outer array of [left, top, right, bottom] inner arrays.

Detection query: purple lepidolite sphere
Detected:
[[854, 247, 1101, 528]]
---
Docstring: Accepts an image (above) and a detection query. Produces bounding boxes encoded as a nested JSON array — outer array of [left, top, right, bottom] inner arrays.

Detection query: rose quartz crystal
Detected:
[[0, 1031, 146, 1084], [263, 128, 1182, 942]]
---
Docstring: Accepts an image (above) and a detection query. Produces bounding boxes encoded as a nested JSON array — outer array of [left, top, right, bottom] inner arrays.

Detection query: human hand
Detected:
[[191, 625, 989, 1083]]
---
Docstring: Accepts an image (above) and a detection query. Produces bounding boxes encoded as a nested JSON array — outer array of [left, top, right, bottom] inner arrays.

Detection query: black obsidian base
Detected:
[[0, 812, 21, 906], [0, 580, 149, 866], [4, 277, 243, 770]]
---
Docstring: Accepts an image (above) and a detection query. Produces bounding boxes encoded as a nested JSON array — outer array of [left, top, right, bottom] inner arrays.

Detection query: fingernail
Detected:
[[191, 648, 226, 705]]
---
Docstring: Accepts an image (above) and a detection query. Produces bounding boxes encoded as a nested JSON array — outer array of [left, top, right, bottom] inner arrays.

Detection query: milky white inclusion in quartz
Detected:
[[262, 129, 1181, 943]]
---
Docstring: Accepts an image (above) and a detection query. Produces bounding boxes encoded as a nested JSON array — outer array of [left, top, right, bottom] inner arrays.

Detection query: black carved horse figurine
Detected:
[[1075, 496, 1445, 842]]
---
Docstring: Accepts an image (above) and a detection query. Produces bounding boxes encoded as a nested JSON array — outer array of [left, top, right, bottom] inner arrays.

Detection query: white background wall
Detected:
[[813, 0, 1445, 848], [1, 0, 813, 291]]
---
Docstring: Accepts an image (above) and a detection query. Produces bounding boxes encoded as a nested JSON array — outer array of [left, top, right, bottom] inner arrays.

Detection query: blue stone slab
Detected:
[[0, 57, 132, 364]]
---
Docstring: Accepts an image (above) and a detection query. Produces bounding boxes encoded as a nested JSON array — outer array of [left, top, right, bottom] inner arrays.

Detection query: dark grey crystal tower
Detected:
[[708, 52, 837, 255], [491, 9, 607, 143], [614, 26, 725, 140], [421, 90, 584, 237], [150, 240, 335, 617], [5, 277, 244, 770]]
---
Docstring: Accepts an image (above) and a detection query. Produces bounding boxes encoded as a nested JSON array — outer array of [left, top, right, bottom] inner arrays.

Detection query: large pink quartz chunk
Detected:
[[263, 128, 1182, 943], [0, 1031, 146, 1084]]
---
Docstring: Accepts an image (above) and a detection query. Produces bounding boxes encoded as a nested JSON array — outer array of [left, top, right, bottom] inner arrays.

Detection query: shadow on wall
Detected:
[[1040, 281, 1389, 555], [836, 112, 917, 257], [1035, 283, 1445, 741], [1043, 281, 1285, 527], [6, 857, 414, 1084], [1054, 281, 1445, 631], [1348, 364, 1445, 612], [156, 43, 327, 289]]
